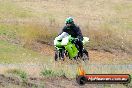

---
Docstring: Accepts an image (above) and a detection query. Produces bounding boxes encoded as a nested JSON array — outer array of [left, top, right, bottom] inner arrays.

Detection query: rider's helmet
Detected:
[[65, 17, 74, 24]]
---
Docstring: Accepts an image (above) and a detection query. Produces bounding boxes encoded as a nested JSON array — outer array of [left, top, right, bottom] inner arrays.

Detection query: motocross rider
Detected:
[[59, 17, 83, 57]]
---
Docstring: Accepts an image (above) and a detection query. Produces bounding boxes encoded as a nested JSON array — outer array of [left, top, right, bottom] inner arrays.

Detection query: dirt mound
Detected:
[[0, 74, 95, 88], [1, 74, 131, 88], [0, 74, 39, 88]]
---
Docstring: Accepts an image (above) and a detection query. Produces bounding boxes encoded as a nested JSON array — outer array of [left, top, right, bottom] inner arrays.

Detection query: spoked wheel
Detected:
[[61, 49, 65, 61], [54, 49, 65, 61]]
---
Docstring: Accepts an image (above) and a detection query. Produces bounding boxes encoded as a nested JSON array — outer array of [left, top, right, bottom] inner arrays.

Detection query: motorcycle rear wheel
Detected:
[[82, 49, 89, 61]]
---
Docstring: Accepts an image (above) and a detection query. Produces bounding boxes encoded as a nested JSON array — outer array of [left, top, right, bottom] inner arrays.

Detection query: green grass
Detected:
[[0, 24, 17, 39], [0, 40, 51, 64], [40, 68, 66, 77]]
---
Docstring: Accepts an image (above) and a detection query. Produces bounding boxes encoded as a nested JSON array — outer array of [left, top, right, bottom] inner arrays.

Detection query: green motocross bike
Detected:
[[54, 32, 89, 61]]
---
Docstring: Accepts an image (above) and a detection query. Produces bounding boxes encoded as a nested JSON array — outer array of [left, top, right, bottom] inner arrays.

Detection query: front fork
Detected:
[[58, 49, 65, 61]]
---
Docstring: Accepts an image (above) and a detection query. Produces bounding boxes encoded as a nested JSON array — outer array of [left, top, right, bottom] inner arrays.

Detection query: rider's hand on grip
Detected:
[[71, 38, 79, 44], [70, 38, 75, 43], [74, 38, 79, 43]]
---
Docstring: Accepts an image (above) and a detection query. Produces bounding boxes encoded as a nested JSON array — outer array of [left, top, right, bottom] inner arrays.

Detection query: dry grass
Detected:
[[0, 1, 131, 87], [0, 0, 131, 53], [16, 23, 58, 47], [84, 26, 132, 54]]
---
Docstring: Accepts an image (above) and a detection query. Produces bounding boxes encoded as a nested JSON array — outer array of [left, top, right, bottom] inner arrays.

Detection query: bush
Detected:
[[7, 69, 28, 83], [83, 25, 132, 54], [40, 68, 66, 77]]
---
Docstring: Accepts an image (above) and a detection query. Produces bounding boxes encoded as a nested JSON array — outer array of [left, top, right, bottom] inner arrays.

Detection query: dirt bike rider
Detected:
[[59, 17, 83, 57]]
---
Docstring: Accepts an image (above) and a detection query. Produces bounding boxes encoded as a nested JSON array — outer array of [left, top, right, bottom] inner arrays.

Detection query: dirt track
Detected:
[[1, 74, 132, 88], [0, 44, 132, 88], [0, 74, 98, 88]]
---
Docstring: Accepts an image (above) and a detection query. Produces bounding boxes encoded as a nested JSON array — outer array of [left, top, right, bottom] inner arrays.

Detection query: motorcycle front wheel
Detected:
[[54, 50, 59, 61], [54, 50, 65, 61]]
